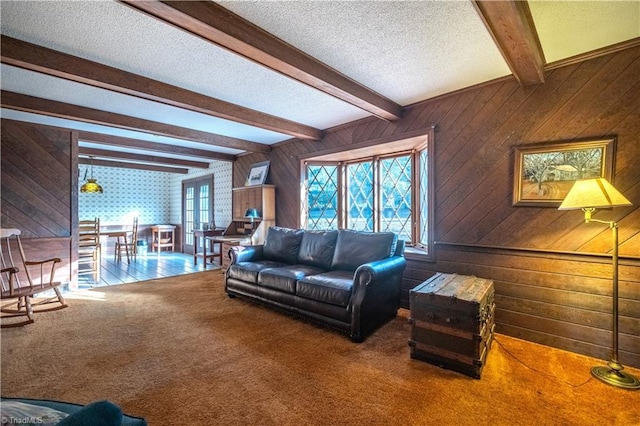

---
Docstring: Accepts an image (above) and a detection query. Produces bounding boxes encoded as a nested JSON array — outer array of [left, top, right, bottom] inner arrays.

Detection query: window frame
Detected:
[[342, 151, 413, 237], [303, 161, 341, 231], [300, 128, 435, 260], [414, 136, 434, 260]]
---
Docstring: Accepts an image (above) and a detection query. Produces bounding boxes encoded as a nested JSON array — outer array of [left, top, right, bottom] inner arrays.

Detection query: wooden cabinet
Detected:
[[221, 240, 240, 271], [223, 185, 275, 245]]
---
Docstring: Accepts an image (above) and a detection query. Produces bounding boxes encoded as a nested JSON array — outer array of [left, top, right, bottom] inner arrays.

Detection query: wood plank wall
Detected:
[[1, 120, 75, 284], [234, 46, 640, 367]]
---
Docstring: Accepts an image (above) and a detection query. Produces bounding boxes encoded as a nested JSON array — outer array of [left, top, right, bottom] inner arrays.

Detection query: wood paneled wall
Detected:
[[1, 120, 76, 284], [234, 46, 640, 367]]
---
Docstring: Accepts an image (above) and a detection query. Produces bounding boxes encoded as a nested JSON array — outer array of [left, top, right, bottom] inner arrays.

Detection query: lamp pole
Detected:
[[586, 216, 639, 389]]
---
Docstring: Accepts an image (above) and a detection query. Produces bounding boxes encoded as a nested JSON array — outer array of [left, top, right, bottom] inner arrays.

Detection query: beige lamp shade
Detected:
[[558, 178, 631, 210]]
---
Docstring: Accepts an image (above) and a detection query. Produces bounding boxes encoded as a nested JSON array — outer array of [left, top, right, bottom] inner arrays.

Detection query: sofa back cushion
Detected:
[[263, 226, 304, 263], [297, 230, 338, 270], [331, 230, 398, 271]]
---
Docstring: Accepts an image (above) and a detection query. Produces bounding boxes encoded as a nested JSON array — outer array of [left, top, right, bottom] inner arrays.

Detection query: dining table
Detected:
[[100, 228, 130, 263]]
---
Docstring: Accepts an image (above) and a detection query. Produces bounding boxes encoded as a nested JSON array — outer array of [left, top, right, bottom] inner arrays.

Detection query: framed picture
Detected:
[[512, 137, 615, 207], [245, 161, 270, 186]]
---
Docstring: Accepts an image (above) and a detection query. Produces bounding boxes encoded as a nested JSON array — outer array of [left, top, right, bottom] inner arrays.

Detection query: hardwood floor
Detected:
[[76, 250, 221, 290]]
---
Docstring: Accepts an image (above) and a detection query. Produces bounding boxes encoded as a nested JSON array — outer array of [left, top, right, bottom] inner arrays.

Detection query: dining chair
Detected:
[[115, 217, 138, 263], [78, 218, 101, 283], [1, 228, 67, 327]]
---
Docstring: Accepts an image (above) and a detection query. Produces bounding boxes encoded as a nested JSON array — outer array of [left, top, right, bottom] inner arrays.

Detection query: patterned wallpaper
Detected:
[[79, 161, 233, 228]]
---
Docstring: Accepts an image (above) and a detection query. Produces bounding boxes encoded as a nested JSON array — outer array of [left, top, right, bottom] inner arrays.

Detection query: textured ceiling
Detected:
[[529, 1, 640, 63], [1, 0, 638, 169], [219, 0, 510, 104]]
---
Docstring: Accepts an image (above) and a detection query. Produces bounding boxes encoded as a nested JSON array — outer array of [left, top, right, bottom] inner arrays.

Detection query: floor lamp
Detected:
[[559, 178, 639, 390]]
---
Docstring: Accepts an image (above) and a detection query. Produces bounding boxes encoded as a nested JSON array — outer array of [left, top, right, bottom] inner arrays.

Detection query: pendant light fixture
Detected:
[[80, 156, 104, 193]]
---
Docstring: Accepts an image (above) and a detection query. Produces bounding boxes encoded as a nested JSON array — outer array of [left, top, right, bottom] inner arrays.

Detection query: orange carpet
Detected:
[[2, 271, 638, 425]]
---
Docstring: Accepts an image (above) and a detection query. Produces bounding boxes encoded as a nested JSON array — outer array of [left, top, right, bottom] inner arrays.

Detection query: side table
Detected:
[[151, 225, 176, 255], [193, 228, 225, 265]]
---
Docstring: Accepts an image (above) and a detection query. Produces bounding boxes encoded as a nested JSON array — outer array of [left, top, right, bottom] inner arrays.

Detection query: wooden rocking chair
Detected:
[[0, 228, 68, 328]]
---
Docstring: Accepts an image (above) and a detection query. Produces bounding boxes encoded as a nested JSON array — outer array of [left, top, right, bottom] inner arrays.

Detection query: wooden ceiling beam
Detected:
[[79, 147, 210, 168], [78, 131, 235, 162], [472, 1, 545, 86], [1, 35, 321, 141], [1, 90, 270, 154], [79, 157, 188, 174], [120, 0, 403, 121]]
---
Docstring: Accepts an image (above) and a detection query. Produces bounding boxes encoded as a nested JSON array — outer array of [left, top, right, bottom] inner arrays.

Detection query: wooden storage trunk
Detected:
[[408, 273, 495, 379]]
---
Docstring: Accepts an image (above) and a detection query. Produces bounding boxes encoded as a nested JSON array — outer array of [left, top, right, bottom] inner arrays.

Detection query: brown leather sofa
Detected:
[[225, 226, 406, 342]]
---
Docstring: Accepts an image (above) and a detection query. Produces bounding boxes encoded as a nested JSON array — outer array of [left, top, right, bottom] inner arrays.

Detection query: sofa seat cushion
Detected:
[[228, 260, 287, 284], [258, 265, 326, 293], [297, 270, 354, 307]]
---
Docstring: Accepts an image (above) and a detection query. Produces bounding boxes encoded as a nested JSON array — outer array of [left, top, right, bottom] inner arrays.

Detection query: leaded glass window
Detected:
[[380, 155, 412, 241], [305, 164, 338, 230], [346, 161, 374, 231]]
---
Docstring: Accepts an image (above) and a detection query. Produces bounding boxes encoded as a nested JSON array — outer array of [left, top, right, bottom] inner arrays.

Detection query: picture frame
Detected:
[[512, 137, 615, 207], [245, 161, 270, 186]]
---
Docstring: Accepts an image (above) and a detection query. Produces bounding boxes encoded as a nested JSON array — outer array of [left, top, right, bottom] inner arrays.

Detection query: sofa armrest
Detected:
[[350, 255, 407, 341], [230, 244, 264, 264], [354, 256, 407, 287]]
